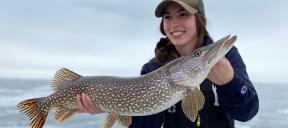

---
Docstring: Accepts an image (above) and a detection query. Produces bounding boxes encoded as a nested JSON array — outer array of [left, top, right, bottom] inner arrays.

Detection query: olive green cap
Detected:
[[155, 0, 205, 17]]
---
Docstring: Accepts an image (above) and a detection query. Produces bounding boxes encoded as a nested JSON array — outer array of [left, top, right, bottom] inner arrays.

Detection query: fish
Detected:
[[16, 35, 237, 128]]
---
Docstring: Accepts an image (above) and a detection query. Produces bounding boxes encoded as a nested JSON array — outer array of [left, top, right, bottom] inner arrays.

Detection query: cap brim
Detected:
[[155, 0, 198, 17]]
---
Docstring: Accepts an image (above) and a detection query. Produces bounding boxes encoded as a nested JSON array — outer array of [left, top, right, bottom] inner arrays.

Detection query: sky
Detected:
[[0, 0, 287, 83]]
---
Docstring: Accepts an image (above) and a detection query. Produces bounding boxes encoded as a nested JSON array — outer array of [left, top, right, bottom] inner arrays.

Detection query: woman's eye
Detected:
[[163, 15, 170, 20], [180, 12, 189, 17]]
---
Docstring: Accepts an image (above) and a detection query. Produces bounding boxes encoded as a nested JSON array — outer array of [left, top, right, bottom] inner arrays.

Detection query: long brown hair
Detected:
[[155, 13, 210, 66]]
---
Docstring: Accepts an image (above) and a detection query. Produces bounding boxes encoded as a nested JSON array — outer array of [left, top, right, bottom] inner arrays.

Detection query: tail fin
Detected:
[[17, 98, 48, 128]]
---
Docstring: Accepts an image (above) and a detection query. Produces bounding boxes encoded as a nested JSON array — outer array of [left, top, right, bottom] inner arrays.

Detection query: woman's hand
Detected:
[[208, 57, 234, 86], [76, 93, 104, 115]]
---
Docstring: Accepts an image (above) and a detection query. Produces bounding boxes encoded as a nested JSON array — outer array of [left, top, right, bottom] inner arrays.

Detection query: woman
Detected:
[[76, 0, 259, 127]]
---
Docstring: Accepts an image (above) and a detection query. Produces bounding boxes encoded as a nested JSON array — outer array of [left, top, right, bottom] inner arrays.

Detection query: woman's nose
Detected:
[[170, 17, 180, 27]]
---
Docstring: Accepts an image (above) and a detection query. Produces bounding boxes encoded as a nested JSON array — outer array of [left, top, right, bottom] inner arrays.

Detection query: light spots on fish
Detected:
[[33, 70, 182, 116]]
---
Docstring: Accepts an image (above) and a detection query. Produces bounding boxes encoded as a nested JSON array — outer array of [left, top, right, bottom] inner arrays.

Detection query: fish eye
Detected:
[[195, 51, 201, 57]]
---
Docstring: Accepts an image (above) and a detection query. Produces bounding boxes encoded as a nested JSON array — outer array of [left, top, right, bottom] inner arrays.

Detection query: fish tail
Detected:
[[17, 98, 48, 128]]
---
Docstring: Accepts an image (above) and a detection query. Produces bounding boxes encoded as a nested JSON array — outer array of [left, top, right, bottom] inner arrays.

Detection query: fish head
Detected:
[[169, 35, 237, 88], [200, 35, 237, 69]]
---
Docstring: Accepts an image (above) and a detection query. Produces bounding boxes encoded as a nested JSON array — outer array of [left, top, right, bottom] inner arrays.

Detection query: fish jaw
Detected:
[[203, 35, 236, 68]]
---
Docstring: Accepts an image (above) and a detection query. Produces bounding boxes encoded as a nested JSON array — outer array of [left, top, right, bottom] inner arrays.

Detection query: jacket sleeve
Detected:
[[129, 60, 166, 128], [216, 46, 259, 122]]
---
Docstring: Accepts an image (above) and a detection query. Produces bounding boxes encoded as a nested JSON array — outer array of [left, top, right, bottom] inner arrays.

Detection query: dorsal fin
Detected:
[[51, 68, 81, 91]]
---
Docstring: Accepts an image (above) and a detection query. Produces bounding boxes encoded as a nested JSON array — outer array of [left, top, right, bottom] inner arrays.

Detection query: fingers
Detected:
[[85, 94, 97, 111], [220, 57, 229, 63], [76, 94, 84, 112], [212, 57, 229, 68], [76, 93, 103, 115], [208, 57, 234, 85], [81, 93, 96, 113]]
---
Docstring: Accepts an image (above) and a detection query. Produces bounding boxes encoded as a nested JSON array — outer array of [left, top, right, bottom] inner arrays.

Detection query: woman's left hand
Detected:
[[208, 57, 234, 86]]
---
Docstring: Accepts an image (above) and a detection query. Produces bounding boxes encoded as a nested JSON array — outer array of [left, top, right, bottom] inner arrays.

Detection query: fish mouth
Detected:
[[205, 35, 237, 66]]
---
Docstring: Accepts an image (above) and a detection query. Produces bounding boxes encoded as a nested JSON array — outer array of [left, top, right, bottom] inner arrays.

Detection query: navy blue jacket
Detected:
[[129, 39, 259, 128]]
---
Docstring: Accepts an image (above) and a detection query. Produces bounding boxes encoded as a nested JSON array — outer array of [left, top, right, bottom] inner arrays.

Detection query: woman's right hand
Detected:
[[76, 93, 104, 115]]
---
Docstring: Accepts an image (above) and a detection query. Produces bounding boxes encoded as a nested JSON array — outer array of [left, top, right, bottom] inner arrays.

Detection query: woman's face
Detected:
[[163, 3, 198, 50]]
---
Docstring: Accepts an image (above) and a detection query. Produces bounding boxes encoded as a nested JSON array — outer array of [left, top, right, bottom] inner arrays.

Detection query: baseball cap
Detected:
[[155, 0, 205, 17]]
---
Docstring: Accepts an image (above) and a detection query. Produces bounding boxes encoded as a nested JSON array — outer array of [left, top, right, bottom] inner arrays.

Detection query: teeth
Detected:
[[172, 31, 184, 37]]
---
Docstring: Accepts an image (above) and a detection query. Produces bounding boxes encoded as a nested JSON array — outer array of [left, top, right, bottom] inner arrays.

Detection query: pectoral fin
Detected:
[[182, 89, 198, 122], [182, 88, 205, 122], [193, 87, 205, 110]]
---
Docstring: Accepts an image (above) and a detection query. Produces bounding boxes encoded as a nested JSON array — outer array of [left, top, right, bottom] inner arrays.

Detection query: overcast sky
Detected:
[[0, 0, 287, 83]]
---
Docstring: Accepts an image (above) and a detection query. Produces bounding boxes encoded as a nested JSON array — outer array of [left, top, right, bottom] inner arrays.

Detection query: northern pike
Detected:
[[17, 35, 237, 128]]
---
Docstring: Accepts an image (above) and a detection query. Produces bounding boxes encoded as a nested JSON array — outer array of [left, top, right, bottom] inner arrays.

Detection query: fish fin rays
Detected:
[[51, 68, 82, 91], [193, 87, 205, 110], [16, 98, 48, 128], [118, 115, 132, 127], [53, 107, 77, 123], [103, 112, 119, 128], [103, 112, 132, 128], [182, 89, 198, 122], [182, 88, 205, 122]]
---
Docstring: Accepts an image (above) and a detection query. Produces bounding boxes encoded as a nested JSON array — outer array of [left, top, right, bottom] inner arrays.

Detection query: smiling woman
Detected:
[[162, 4, 199, 56], [1, 0, 288, 127], [77, 0, 259, 128]]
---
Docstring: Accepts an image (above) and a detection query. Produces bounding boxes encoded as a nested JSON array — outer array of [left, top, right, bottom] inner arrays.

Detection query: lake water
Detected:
[[0, 79, 287, 128]]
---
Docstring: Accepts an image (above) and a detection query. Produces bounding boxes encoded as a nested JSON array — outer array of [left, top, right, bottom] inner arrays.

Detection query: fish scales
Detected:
[[81, 70, 176, 115], [38, 68, 178, 116], [17, 35, 237, 128]]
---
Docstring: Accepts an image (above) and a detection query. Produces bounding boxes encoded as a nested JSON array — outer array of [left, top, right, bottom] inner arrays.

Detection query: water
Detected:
[[0, 79, 287, 128], [0, 79, 105, 128]]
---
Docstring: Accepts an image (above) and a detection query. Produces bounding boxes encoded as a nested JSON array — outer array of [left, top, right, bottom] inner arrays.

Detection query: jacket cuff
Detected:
[[216, 73, 244, 94]]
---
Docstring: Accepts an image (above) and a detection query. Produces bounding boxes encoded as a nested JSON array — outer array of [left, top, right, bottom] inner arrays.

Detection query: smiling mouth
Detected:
[[171, 31, 185, 38]]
